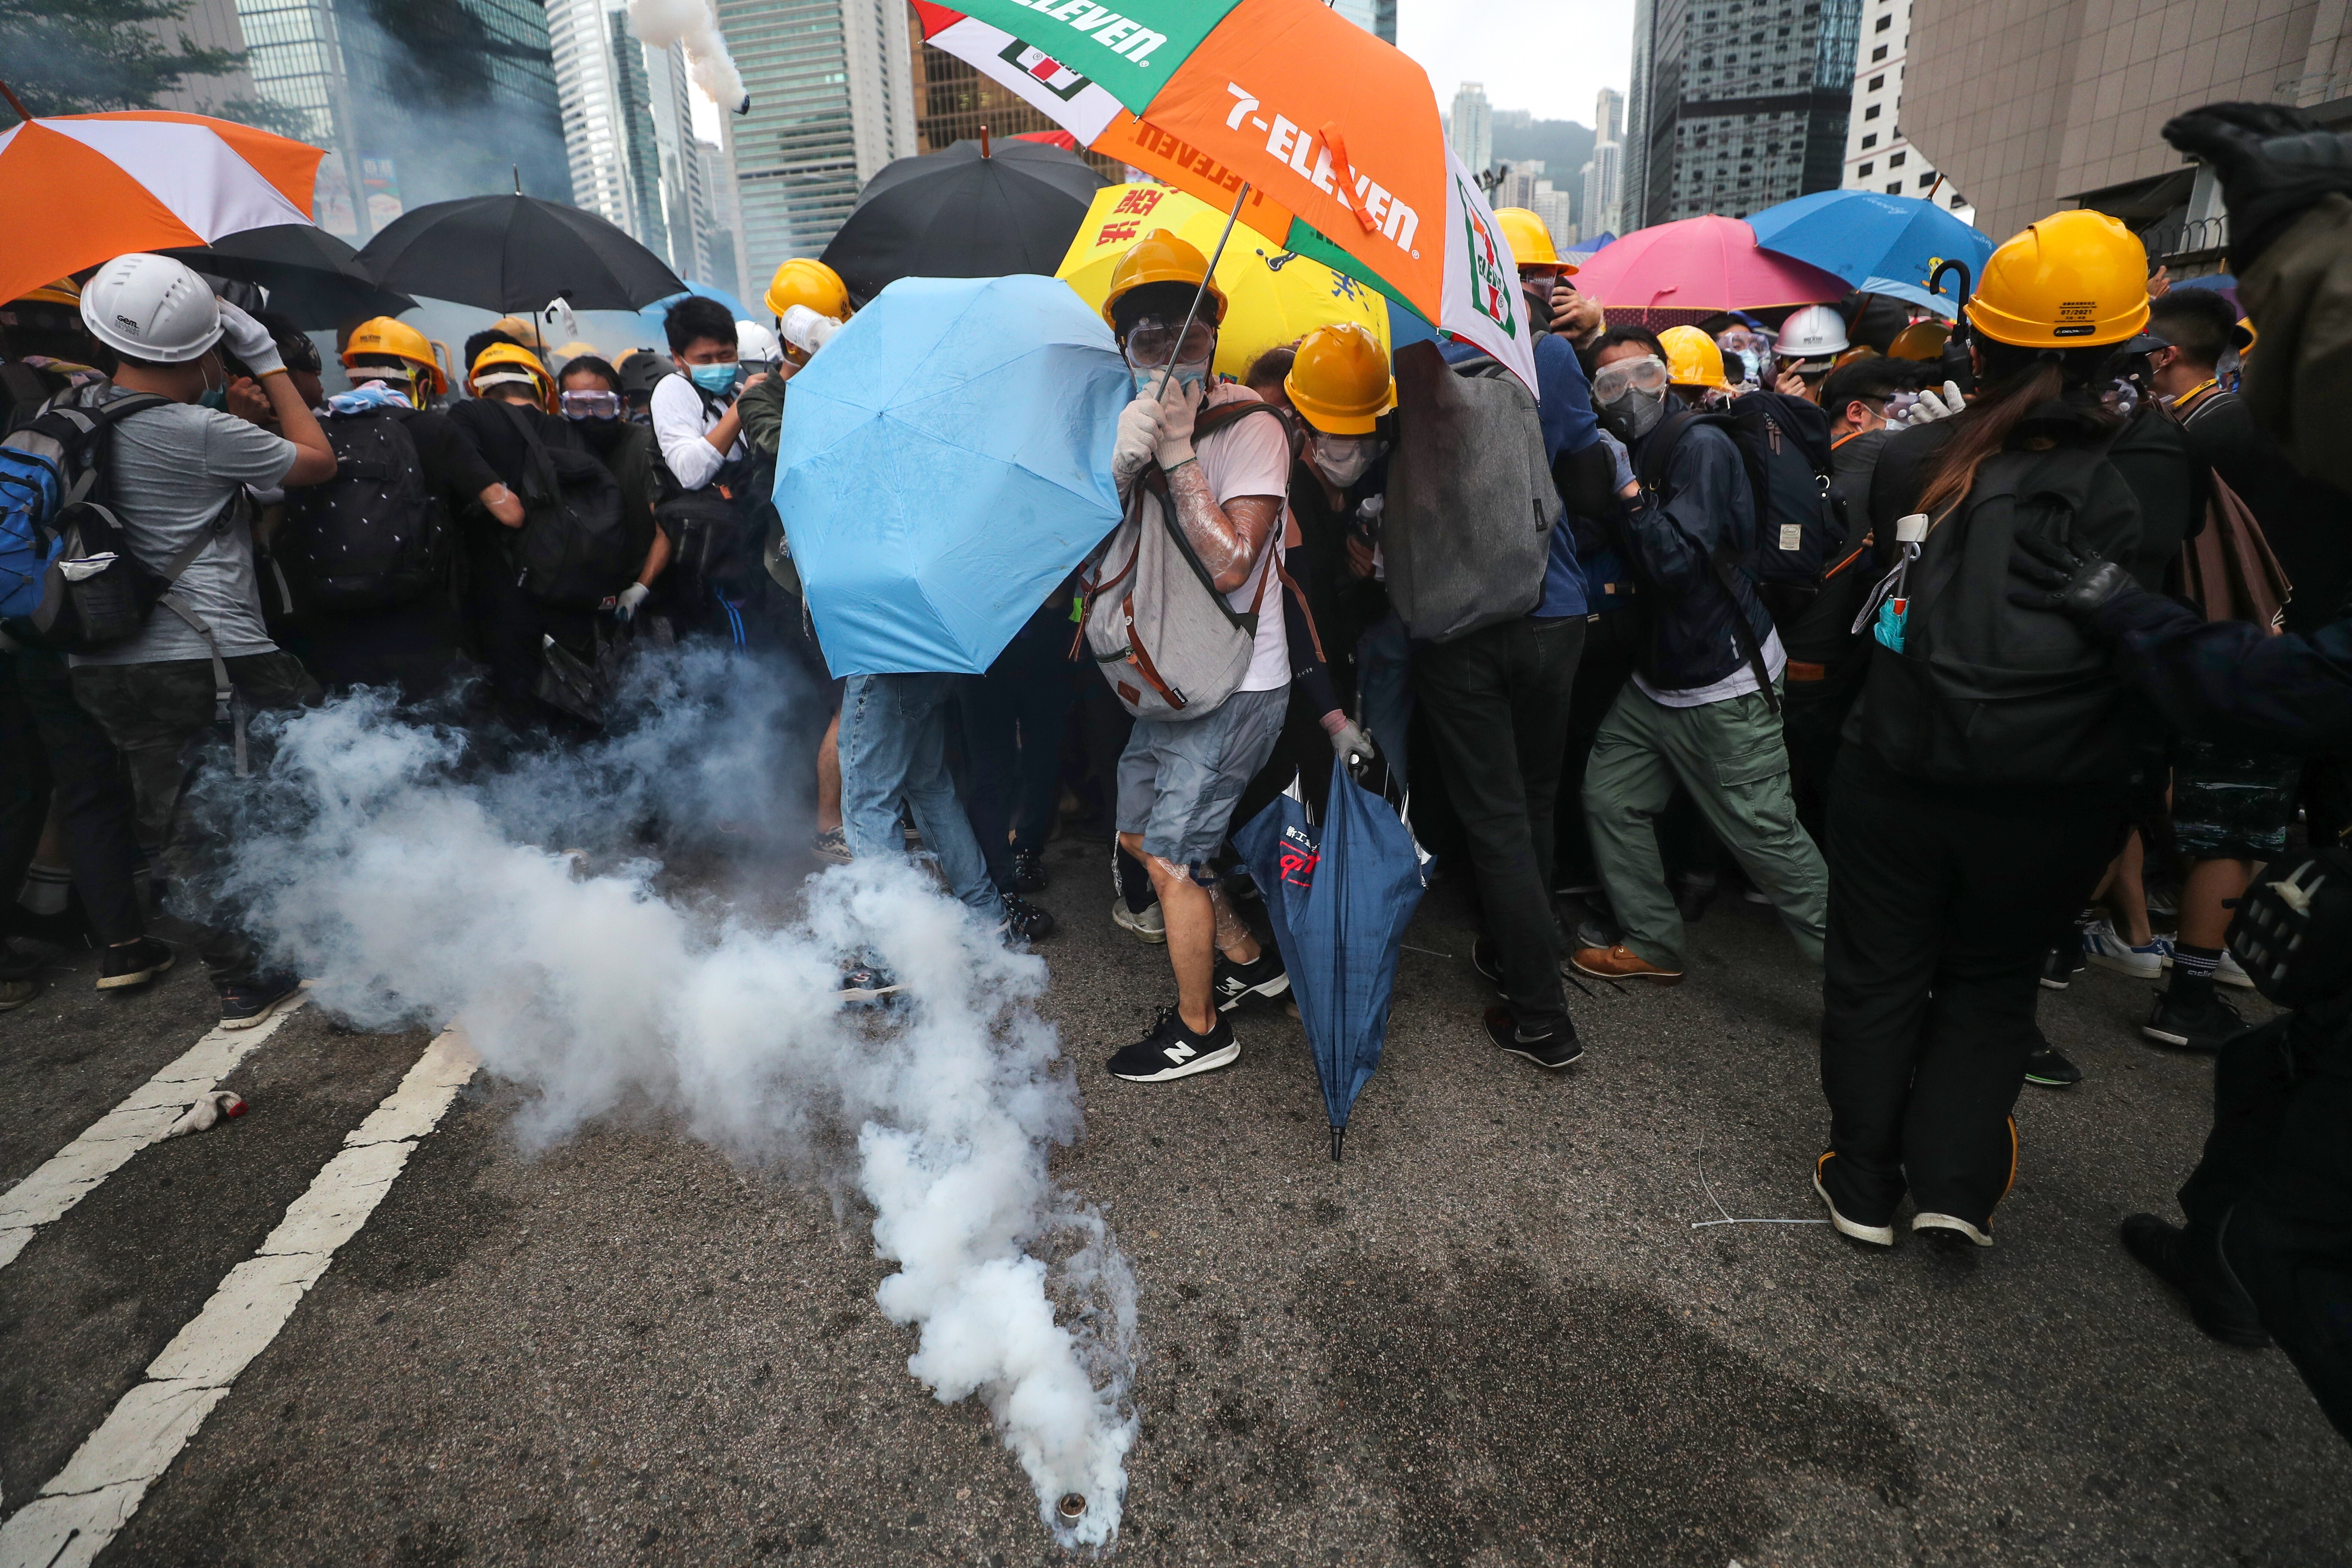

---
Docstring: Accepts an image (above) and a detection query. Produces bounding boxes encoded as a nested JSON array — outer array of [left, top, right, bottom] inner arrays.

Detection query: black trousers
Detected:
[[1553, 609, 1640, 889], [1780, 658, 1865, 854], [1413, 614, 1586, 1033], [958, 601, 1079, 892], [0, 648, 146, 946], [1819, 746, 2122, 1227]]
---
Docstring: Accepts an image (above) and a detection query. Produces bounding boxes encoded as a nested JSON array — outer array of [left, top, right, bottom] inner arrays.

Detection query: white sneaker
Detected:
[[1912, 1211, 1993, 1248], [2081, 918, 2165, 979], [1111, 898, 1166, 944], [2216, 946, 2255, 989]]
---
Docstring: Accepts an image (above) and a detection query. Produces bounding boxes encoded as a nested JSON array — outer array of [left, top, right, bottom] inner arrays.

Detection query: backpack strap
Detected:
[[1636, 408, 1780, 714], [151, 490, 252, 775]]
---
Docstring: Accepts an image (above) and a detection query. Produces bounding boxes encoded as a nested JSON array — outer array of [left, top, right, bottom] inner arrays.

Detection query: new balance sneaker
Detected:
[[2081, 918, 2166, 979], [809, 827, 851, 865], [1484, 1005, 1582, 1069], [1813, 1151, 1896, 1247], [1470, 935, 1506, 992], [999, 892, 1056, 941], [1110, 898, 1166, 945], [98, 937, 175, 991], [837, 962, 904, 1004], [2142, 989, 2248, 1052], [1011, 847, 1049, 894], [1212, 949, 1290, 1011], [2024, 1045, 2082, 1088], [1107, 1006, 1240, 1082], [1912, 1211, 1994, 1249], [218, 972, 301, 1029]]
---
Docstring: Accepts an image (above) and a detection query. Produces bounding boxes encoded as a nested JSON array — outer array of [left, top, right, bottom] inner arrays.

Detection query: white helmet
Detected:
[[79, 253, 222, 364], [734, 318, 782, 367], [1776, 303, 1849, 361]]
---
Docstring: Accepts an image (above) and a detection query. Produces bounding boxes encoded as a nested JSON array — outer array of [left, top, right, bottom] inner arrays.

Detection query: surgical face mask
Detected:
[[687, 361, 741, 395], [1310, 432, 1380, 487]]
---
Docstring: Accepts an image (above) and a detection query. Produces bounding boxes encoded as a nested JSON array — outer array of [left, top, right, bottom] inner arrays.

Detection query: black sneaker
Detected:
[[2037, 945, 2078, 991], [2120, 1213, 2271, 1348], [1483, 1005, 1582, 1069], [1672, 875, 1715, 924], [1000, 892, 1056, 940], [2023, 1045, 2082, 1088], [1107, 1005, 1240, 1082], [1470, 935, 1506, 992], [1011, 848, 1049, 894], [838, 961, 904, 1003], [98, 937, 175, 991], [2143, 990, 2248, 1053], [218, 971, 301, 1029], [1211, 949, 1289, 1011]]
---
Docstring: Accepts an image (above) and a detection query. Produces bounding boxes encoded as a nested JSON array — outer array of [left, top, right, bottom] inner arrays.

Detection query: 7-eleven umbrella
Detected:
[[913, 0, 1538, 391], [0, 111, 323, 308]]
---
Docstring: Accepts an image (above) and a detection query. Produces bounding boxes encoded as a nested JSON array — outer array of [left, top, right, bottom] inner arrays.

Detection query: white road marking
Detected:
[[0, 996, 312, 1271], [0, 1026, 481, 1568]]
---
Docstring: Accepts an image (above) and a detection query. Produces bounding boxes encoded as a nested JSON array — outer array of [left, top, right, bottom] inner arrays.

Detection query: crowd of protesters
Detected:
[[2, 96, 2349, 1446]]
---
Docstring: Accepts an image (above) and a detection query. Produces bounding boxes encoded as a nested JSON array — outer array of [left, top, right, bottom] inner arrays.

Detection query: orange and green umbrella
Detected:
[[913, 0, 1538, 389]]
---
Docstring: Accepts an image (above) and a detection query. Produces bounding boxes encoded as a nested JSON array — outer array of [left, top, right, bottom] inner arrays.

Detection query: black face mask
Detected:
[[572, 413, 624, 448]]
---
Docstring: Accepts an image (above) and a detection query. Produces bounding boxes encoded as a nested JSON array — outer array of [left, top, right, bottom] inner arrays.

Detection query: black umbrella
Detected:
[[159, 224, 417, 330], [355, 193, 684, 313], [821, 136, 1108, 307]]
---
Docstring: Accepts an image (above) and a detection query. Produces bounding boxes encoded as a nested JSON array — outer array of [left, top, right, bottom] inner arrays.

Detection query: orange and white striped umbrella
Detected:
[[0, 110, 323, 307]]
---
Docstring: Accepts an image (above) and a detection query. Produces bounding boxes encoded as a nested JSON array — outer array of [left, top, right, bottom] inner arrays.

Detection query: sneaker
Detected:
[[1553, 878, 1603, 897], [218, 972, 301, 1029], [1000, 892, 1056, 941], [1470, 934, 1506, 992], [2037, 944, 2081, 991], [2081, 918, 2165, 979], [1483, 1005, 1582, 1069], [837, 961, 903, 1003], [2119, 1213, 2271, 1348], [1212, 949, 1290, 1011], [98, 936, 175, 991], [2142, 989, 2248, 1052], [1913, 1211, 1994, 1248], [1813, 1151, 1895, 1247], [1672, 874, 1715, 925], [1107, 1005, 1240, 1082], [810, 827, 851, 865], [1011, 847, 1049, 894], [2143, 882, 2180, 921], [1569, 943, 1683, 986], [0, 948, 40, 1011], [1111, 898, 1166, 945], [2023, 1045, 2082, 1088], [2214, 946, 2255, 990], [1572, 915, 1621, 952]]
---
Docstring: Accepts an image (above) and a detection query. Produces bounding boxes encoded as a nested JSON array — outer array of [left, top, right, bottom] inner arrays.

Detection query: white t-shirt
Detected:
[[1632, 626, 1788, 707], [650, 373, 741, 491], [1194, 384, 1292, 693]]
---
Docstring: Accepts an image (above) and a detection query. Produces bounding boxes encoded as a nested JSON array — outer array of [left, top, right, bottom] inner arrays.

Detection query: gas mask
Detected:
[[1593, 354, 1670, 442], [1310, 431, 1380, 488]]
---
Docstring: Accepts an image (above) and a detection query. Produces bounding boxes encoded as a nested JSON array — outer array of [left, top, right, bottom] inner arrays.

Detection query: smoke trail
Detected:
[[195, 649, 1138, 1545], [627, 0, 751, 114]]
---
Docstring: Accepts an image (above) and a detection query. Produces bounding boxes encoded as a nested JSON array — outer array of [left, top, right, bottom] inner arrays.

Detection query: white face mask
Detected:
[[1310, 432, 1379, 487]]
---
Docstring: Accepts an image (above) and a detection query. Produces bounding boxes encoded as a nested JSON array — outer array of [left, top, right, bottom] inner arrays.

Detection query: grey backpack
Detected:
[[1381, 340, 1556, 641], [1079, 400, 1287, 723]]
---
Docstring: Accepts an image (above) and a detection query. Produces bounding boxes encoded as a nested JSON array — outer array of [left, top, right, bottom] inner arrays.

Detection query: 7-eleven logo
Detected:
[[1459, 179, 1520, 339], [1001, 40, 1093, 101]]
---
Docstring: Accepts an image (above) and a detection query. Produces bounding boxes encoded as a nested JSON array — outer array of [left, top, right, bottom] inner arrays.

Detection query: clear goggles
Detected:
[[1123, 314, 1216, 369], [560, 388, 623, 420], [1590, 355, 1669, 403]]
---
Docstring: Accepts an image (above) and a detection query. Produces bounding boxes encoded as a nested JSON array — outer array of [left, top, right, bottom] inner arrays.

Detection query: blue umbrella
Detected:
[[1747, 190, 1992, 297], [1234, 758, 1430, 1161], [772, 273, 1130, 676], [1856, 273, 1961, 321]]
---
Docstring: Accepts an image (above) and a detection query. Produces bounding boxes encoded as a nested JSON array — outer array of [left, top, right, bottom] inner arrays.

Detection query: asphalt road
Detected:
[[3, 833, 2348, 1568]]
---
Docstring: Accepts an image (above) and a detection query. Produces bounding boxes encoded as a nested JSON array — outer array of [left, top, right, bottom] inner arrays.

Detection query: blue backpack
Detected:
[[0, 386, 181, 647]]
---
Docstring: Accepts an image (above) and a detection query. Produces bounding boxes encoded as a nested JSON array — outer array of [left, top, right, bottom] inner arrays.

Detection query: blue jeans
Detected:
[[839, 673, 998, 917], [1356, 611, 1415, 791]]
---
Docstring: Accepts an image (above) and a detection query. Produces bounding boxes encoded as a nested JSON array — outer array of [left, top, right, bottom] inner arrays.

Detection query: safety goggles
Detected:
[[1589, 355, 1669, 403], [1122, 314, 1216, 369], [560, 388, 622, 420]]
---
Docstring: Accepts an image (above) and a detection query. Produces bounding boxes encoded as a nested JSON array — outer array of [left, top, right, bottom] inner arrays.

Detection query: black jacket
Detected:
[[1616, 411, 1774, 692]]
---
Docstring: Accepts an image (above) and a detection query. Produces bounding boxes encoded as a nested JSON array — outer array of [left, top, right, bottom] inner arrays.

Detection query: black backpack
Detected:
[[1655, 389, 1846, 625], [1858, 442, 2139, 786], [500, 403, 634, 608], [272, 408, 451, 612]]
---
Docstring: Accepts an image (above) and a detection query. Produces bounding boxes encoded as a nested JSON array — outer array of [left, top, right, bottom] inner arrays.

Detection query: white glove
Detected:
[[1154, 374, 1201, 469], [1112, 395, 1164, 491], [614, 582, 650, 622], [1898, 380, 1966, 427], [1326, 715, 1374, 766], [215, 299, 283, 377], [1593, 428, 1635, 493], [780, 304, 842, 358]]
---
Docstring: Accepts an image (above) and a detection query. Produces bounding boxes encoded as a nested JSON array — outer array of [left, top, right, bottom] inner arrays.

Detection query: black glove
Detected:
[[2164, 101, 2351, 274], [2009, 531, 2138, 623]]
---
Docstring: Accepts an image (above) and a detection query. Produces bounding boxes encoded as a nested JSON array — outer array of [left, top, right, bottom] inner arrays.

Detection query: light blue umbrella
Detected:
[[1857, 273, 1961, 322], [638, 279, 750, 339], [1748, 190, 1992, 298], [773, 273, 1130, 676]]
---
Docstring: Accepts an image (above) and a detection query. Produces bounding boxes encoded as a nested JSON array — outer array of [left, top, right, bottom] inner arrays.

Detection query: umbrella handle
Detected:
[[1150, 182, 1252, 400]]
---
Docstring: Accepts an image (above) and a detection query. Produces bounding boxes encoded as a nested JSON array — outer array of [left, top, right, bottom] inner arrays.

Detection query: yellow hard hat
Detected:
[[341, 316, 448, 396], [1284, 322, 1397, 435], [1966, 209, 2151, 349], [763, 258, 849, 323], [1495, 207, 1577, 275], [466, 340, 554, 409], [1886, 320, 1951, 361], [11, 278, 83, 308], [554, 339, 599, 361], [1101, 229, 1227, 331], [1659, 325, 1729, 389]]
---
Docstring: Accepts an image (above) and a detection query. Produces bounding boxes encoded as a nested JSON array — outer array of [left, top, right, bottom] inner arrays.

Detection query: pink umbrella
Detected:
[[1569, 214, 1851, 312]]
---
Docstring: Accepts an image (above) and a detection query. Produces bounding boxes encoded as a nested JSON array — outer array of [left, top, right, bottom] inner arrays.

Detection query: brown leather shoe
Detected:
[[1569, 943, 1684, 985]]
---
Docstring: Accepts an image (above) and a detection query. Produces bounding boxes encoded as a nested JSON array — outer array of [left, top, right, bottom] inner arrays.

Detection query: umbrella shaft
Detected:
[[1151, 182, 1252, 399]]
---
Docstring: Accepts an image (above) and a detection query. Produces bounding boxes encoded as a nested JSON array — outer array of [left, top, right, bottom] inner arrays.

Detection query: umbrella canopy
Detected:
[[0, 110, 322, 306], [820, 138, 1107, 307], [1233, 758, 1429, 1160], [638, 280, 750, 342], [773, 274, 1131, 676], [1569, 214, 1850, 313], [355, 193, 684, 313], [159, 223, 415, 328], [913, 0, 1539, 390], [1055, 182, 1387, 380], [1855, 274, 1961, 322], [1746, 189, 1993, 296]]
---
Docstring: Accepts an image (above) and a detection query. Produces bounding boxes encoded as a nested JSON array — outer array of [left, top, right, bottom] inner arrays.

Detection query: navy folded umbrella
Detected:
[[1234, 757, 1430, 1160]]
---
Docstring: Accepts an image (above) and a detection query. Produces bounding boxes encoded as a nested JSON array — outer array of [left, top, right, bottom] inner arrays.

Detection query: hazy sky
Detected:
[[1396, 0, 1635, 127]]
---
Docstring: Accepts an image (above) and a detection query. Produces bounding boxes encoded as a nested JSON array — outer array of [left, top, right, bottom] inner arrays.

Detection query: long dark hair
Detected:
[[1914, 340, 2122, 521]]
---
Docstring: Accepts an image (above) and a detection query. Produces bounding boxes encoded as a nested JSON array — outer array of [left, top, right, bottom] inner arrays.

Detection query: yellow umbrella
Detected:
[[1055, 182, 1389, 383]]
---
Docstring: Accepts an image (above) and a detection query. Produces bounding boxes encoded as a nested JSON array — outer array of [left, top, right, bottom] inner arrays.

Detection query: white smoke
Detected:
[[627, 0, 751, 115], [197, 651, 1138, 1545]]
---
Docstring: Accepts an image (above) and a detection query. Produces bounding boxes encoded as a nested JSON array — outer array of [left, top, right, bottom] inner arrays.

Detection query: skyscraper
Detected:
[[1373, 0, 1396, 45], [1839, 0, 1971, 227], [547, 0, 725, 283], [548, 0, 635, 234], [1327, 0, 1378, 33], [1583, 86, 1625, 236], [1449, 82, 1492, 176]]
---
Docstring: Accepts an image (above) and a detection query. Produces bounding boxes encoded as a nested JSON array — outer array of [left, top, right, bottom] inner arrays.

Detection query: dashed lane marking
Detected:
[[0, 995, 312, 1271], [0, 1024, 482, 1568]]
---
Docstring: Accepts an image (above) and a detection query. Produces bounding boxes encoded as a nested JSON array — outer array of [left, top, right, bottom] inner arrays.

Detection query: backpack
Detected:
[[0, 388, 187, 646], [271, 407, 451, 612], [655, 456, 772, 615], [1078, 400, 1288, 722], [1647, 389, 1844, 626], [2179, 468, 2291, 633], [499, 403, 634, 608], [1380, 343, 1554, 642], [1856, 443, 2140, 787]]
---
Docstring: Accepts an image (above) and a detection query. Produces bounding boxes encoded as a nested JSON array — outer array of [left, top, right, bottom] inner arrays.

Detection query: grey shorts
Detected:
[[1115, 686, 1288, 875]]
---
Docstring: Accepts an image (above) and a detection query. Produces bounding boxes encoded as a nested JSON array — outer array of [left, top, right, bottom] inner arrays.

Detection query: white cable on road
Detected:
[[0, 1025, 481, 1568], [1690, 1132, 1827, 1230], [0, 996, 310, 1271]]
